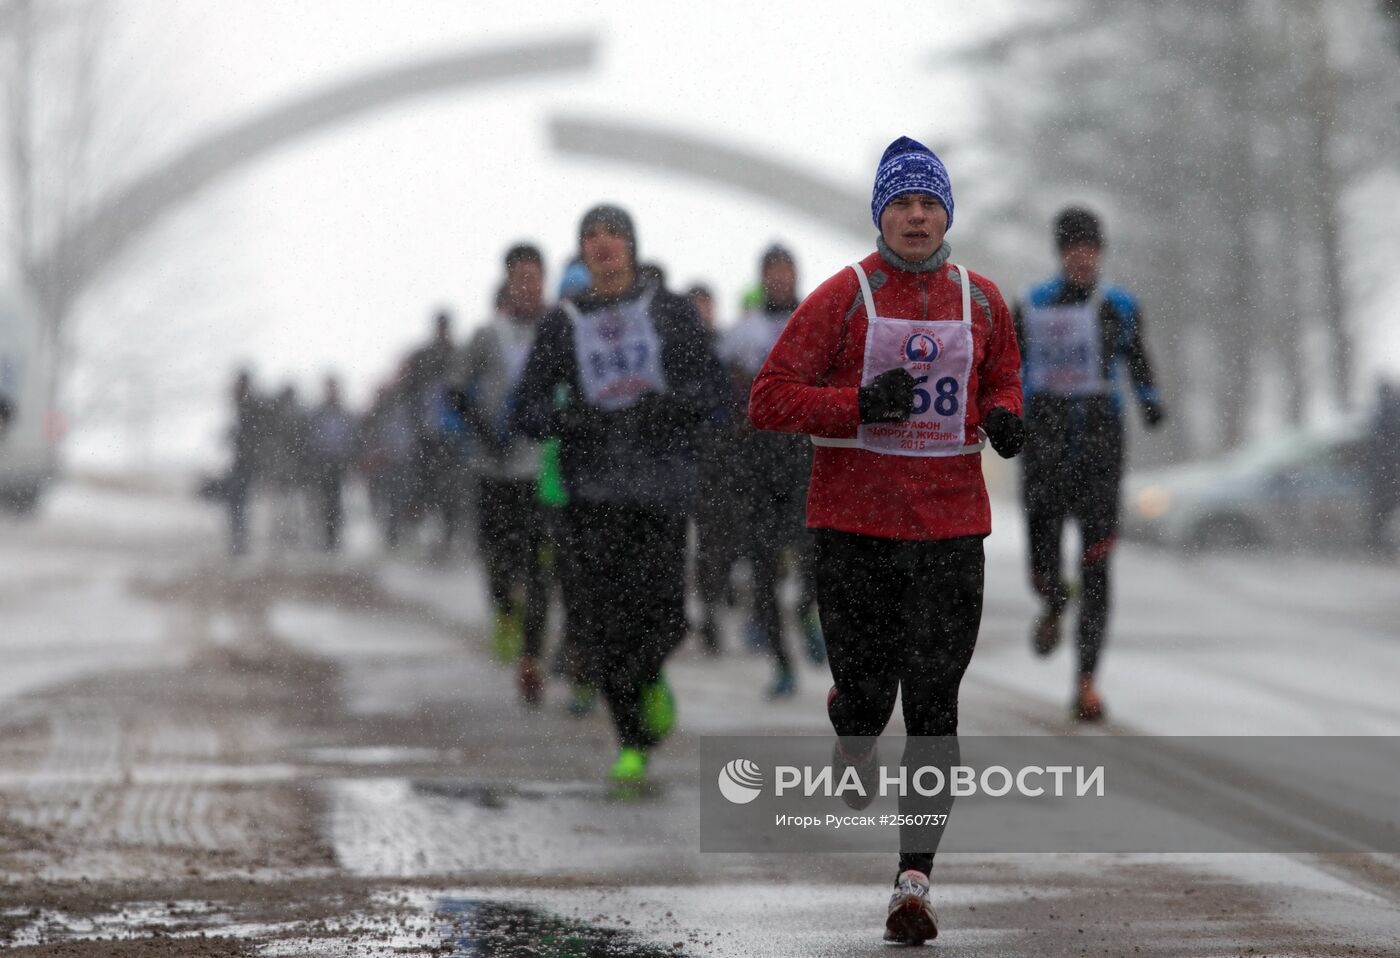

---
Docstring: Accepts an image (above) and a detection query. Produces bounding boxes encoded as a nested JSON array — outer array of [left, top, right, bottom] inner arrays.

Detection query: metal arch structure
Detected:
[[35, 35, 597, 313], [547, 115, 874, 242]]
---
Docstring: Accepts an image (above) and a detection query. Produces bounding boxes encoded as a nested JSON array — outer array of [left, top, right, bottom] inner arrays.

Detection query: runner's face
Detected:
[[581, 224, 631, 278], [879, 194, 948, 262], [506, 260, 544, 318], [1060, 243, 1103, 286], [761, 261, 796, 304]]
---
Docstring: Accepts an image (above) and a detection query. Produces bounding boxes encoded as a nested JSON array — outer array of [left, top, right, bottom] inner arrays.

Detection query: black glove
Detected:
[[857, 368, 916, 424], [1142, 399, 1166, 429], [984, 406, 1025, 459]]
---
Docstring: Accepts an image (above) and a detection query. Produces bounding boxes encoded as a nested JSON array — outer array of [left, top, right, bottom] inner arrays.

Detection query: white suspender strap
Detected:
[[811, 262, 983, 455], [954, 262, 971, 325], [849, 262, 877, 321]]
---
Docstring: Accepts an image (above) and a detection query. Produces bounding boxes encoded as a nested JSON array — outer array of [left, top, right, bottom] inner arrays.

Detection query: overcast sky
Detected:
[[64, 1, 1400, 470], [70, 1, 1025, 468]]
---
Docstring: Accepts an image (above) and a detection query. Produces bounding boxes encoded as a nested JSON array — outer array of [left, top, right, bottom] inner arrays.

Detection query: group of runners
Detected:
[[225, 132, 1165, 944], [457, 134, 1165, 944]]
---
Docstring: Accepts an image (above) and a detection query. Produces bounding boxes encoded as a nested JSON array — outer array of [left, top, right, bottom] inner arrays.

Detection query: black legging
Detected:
[[1022, 397, 1123, 677], [567, 502, 688, 749], [815, 530, 985, 877], [476, 477, 548, 658]]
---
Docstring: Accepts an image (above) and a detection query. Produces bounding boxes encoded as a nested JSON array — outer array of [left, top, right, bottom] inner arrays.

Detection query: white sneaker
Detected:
[[884, 869, 939, 944]]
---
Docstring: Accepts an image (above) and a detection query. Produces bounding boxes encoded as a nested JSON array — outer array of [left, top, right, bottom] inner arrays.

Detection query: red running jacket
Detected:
[[749, 249, 1022, 541]]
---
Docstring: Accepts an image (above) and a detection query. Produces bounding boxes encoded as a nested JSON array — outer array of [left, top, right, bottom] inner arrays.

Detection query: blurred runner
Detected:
[[750, 136, 1024, 944], [266, 384, 310, 551], [403, 311, 468, 557], [357, 378, 417, 549], [686, 283, 739, 656], [719, 244, 822, 698], [512, 204, 727, 792], [308, 374, 357, 552], [1014, 207, 1166, 722], [223, 368, 265, 557], [454, 243, 551, 701]]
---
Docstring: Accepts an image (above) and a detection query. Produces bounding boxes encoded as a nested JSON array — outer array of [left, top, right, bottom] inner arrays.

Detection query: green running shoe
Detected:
[[608, 747, 649, 787], [640, 677, 676, 743]]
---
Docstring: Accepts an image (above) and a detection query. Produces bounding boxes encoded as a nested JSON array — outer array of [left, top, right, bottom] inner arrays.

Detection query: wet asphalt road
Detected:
[[1, 478, 1398, 956]]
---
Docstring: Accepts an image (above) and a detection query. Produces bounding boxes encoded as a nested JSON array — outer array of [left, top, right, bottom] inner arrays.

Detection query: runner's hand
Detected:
[[984, 407, 1025, 459], [857, 368, 916, 424]]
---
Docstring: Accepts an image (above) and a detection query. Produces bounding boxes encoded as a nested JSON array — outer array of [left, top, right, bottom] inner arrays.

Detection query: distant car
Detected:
[[0, 281, 60, 514], [1122, 425, 1395, 552]]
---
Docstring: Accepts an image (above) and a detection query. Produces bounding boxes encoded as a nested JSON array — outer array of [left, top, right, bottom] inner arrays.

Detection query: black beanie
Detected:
[[504, 242, 543, 270], [1054, 207, 1104, 250], [578, 204, 637, 262], [760, 243, 795, 270]]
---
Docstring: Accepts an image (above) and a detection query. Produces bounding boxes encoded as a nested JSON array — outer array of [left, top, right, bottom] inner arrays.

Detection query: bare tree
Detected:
[[950, 0, 1400, 456]]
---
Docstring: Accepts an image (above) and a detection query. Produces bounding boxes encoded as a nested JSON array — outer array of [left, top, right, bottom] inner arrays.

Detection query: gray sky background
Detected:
[[72, 0, 1032, 468], [66, 1, 1398, 470]]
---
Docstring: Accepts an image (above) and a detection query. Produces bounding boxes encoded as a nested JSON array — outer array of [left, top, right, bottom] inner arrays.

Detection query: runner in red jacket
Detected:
[[750, 135, 1024, 945]]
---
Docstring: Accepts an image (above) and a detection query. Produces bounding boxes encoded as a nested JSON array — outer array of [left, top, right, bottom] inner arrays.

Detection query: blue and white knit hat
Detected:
[[870, 136, 954, 231]]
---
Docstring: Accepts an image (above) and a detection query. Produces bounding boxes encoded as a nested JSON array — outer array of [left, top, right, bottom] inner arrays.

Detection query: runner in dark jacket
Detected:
[[511, 204, 728, 790], [1013, 207, 1166, 722]]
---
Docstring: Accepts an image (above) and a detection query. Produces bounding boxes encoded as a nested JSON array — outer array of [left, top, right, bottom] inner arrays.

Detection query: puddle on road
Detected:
[[438, 899, 682, 957]]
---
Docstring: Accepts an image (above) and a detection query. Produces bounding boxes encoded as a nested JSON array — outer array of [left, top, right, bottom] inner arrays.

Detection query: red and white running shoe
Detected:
[[884, 869, 939, 944]]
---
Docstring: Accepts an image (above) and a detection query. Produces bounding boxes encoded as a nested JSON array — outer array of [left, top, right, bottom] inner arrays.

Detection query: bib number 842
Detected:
[[912, 375, 960, 417]]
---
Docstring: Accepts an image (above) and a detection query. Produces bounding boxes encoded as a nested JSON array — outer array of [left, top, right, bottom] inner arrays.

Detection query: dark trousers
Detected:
[[745, 489, 807, 674], [1022, 399, 1123, 677], [476, 477, 548, 658], [567, 502, 688, 749], [815, 529, 985, 877], [226, 467, 252, 556], [316, 466, 345, 551]]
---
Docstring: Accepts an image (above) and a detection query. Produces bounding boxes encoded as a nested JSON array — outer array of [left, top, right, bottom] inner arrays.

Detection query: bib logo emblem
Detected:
[[904, 332, 939, 364], [597, 311, 625, 343]]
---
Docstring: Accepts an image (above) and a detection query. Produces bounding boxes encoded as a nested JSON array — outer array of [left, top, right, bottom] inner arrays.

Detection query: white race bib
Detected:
[[565, 290, 667, 412], [1023, 295, 1107, 397], [814, 264, 980, 458]]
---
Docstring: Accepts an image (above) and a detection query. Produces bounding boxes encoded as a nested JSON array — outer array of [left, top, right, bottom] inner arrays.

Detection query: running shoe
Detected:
[[884, 869, 939, 944], [608, 747, 648, 789], [518, 658, 543, 707], [1031, 607, 1062, 657], [1073, 677, 1105, 723], [491, 610, 522, 663], [766, 667, 797, 700], [640, 676, 676, 742], [801, 608, 826, 665], [830, 736, 879, 811]]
